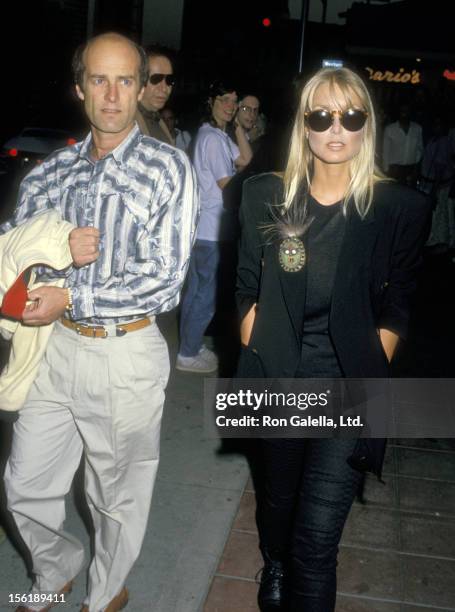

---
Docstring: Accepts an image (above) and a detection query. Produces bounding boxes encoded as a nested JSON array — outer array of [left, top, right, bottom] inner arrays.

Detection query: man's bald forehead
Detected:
[[72, 31, 148, 88], [84, 32, 139, 59]]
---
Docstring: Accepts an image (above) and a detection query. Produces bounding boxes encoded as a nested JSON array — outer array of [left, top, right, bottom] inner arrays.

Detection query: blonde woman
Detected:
[[236, 67, 430, 611]]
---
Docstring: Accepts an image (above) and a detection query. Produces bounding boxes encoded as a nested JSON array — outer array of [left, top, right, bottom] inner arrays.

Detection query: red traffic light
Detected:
[[262, 17, 271, 27]]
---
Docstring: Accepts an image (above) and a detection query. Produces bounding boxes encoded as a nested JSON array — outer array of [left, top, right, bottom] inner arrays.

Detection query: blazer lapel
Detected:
[[276, 239, 307, 343]]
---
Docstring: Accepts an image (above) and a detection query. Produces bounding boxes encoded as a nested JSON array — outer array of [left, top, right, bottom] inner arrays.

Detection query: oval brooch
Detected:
[[278, 237, 306, 272]]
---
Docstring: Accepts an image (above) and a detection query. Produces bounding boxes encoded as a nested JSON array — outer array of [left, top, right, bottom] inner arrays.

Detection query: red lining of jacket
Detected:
[[1, 272, 28, 320]]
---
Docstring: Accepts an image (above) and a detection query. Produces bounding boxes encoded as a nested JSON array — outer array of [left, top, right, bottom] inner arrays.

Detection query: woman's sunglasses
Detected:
[[304, 108, 368, 132], [149, 73, 175, 86]]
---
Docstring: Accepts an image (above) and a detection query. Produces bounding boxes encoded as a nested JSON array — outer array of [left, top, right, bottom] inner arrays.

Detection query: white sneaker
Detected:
[[198, 346, 219, 368], [176, 351, 218, 373]]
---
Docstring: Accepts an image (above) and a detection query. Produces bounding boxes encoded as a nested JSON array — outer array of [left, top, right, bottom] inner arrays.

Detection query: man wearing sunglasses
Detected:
[[136, 45, 176, 144]]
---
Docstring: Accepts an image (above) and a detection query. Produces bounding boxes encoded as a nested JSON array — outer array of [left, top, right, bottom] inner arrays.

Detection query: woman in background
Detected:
[[177, 80, 252, 374]]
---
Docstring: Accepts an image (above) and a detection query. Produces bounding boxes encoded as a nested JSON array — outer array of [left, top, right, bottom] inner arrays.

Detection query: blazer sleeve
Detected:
[[236, 175, 274, 321], [377, 188, 431, 339]]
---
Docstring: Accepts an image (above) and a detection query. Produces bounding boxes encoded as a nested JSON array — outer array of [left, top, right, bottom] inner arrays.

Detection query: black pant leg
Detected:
[[289, 438, 362, 612], [259, 438, 306, 557]]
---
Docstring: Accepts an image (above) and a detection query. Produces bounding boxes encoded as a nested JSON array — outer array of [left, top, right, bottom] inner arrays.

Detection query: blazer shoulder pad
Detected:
[[242, 172, 284, 209], [373, 180, 431, 218]]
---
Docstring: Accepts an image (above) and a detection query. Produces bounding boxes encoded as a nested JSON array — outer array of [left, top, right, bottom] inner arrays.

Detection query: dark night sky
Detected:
[[2, 0, 455, 141]]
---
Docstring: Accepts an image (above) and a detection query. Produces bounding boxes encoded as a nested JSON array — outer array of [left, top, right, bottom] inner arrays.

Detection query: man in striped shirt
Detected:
[[3, 32, 198, 612]]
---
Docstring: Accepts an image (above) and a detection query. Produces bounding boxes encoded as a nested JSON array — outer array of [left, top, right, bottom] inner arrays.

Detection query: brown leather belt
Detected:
[[60, 317, 151, 338]]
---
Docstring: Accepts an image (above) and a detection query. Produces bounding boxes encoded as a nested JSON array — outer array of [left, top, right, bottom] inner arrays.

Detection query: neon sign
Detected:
[[365, 67, 421, 84], [443, 69, 455, 81]]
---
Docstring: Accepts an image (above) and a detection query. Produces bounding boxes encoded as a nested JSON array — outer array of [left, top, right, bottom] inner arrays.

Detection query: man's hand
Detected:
[[22, 287, 68, 326], [69, 227, 100, 268]]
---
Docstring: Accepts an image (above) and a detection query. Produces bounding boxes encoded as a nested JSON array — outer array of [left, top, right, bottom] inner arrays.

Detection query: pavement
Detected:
[[205, 438, 455, 612], [0, 312, 249, 612], [0, 252, 455, 611]]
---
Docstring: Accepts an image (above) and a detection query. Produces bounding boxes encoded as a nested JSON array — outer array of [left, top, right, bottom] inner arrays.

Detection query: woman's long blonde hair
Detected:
[[283, 67, 385, 217]]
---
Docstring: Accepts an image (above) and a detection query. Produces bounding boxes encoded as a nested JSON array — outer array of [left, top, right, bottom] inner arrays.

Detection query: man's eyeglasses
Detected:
[[304, 108, 368, 132], [149, 73, 175, 87], [240, 105, 259, 115]]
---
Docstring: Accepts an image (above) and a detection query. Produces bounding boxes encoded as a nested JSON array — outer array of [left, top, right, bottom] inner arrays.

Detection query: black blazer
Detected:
[[236, 173, 431, 477], [237, 173, 430, 378]]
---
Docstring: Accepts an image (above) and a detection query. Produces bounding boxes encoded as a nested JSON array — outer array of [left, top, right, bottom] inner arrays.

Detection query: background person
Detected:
[[161, 106, 191, 152], [136, 44, 175, 144], [236, 67, 430, 611], [176, 79, 252, 374], [382, 103, 424, 186], [236, 94, 264, 145], [419, 116, 455, 253]]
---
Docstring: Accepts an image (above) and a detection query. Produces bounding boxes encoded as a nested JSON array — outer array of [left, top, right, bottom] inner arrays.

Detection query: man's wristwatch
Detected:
[[66, 287, 73, 315]]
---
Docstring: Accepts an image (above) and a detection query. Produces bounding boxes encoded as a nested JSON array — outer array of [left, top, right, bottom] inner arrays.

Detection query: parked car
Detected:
[[0, 128, 76, 177]]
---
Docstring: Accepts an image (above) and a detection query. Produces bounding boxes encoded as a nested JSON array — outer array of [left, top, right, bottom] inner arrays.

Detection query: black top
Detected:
[[295, 196, 345, 377], [236, 173, 431, 379]]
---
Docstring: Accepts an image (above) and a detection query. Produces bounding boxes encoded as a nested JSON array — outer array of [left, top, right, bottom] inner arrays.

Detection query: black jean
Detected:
[[259, 438, 362, 612]]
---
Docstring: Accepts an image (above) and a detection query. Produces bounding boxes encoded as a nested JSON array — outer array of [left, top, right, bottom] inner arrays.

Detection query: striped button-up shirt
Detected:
[[0, 124, 199, 324]]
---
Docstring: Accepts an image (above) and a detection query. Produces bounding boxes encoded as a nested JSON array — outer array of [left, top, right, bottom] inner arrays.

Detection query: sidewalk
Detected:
[[204, 438, 455, 612], [0, 313, 250, 612]]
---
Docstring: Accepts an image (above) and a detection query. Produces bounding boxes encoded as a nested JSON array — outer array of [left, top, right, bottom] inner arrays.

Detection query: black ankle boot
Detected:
[[257, 550, 286, 611]]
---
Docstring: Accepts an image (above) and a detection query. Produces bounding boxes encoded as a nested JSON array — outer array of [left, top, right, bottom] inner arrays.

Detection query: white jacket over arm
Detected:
[[0, 210, 74, 411]]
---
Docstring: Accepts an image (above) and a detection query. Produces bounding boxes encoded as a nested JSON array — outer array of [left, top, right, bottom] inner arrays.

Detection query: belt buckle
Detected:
[[76, 323, 108, 338], [100, 324, 115, 338], [86, 324, 106, 338]]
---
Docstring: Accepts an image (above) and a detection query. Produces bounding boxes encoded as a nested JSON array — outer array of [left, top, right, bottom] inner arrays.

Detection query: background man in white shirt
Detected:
[[382, 104, 424, 187]]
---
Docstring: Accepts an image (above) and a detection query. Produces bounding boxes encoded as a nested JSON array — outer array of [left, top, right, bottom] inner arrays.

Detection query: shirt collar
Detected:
[[203, 122, 228, 137], [78, 123, 142, 167]]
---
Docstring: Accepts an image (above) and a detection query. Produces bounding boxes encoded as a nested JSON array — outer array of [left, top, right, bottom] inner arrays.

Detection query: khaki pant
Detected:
[[4, 319, 169, 611]]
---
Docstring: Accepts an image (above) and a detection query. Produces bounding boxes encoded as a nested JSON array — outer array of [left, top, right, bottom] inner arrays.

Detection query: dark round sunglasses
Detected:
[[149, 73, 175, 87], [304, 108, 368, 132]]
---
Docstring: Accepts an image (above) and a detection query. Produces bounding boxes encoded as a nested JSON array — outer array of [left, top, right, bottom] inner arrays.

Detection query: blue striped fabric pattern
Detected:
[[0, 124, 200, 324]]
